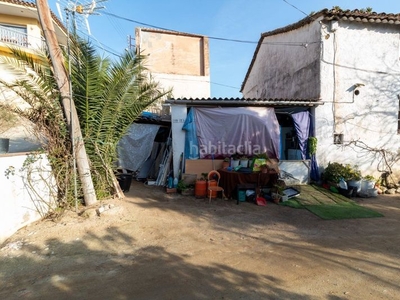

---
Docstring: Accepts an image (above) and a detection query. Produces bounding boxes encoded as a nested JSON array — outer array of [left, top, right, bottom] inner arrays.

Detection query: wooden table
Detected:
[[218, 169, 278, 199]]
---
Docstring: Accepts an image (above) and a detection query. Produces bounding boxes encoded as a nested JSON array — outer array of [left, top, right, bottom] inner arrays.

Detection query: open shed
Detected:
[[165, 97, 322, 185]]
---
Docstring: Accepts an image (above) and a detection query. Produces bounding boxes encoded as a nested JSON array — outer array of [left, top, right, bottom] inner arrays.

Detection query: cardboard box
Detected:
[[185, 159, 223, 178]]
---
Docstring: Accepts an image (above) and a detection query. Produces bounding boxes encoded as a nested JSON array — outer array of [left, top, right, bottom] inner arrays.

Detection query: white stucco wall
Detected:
[[152, 73, 210, 99], [243, 18, 400, 179], [242, 20, 322, 99], [0, 153, 57, 244], [316, 20, 400, 178]]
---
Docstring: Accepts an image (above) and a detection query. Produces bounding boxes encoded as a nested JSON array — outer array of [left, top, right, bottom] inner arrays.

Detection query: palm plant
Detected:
[[0, 37, 169, 204], [0, 48, 74, 204], [68, 37, 169, 198]]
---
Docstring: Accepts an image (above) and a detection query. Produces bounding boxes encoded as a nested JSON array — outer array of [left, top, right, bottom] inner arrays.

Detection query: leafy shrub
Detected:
[[322, 162, 362, 183]]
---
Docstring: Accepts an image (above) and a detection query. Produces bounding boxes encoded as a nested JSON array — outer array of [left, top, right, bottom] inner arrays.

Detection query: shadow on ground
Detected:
[[1, 227, 315, 300], [1, 180, 400, 299]]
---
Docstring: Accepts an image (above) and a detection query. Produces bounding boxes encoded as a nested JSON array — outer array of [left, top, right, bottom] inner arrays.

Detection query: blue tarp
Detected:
[[182, 108, 199, 159]]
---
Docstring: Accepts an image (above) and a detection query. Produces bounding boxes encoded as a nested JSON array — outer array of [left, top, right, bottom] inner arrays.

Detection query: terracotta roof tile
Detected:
[[260, 8, 400, 39]]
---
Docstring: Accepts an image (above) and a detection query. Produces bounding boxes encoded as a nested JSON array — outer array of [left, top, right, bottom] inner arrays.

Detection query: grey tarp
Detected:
[[117, 123, 160, 171], [194, 107, 280, 159]]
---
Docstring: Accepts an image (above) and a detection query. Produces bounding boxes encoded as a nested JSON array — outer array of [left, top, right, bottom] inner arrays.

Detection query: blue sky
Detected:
[[49, 0, 400, 98]]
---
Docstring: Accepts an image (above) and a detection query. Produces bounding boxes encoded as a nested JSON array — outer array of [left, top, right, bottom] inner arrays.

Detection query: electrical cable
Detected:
[[101, 11, 319, 47], [282, 0, 310, 18]]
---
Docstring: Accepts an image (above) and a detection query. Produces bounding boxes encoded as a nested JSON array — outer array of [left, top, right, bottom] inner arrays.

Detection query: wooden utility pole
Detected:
[[36, 0, 97, 206]]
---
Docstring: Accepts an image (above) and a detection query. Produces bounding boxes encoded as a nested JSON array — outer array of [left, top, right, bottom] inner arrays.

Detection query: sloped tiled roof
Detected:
[[0, 0, 67, 34], [0, 0, 35, 7], [166, 98, 321, 107], [262, 8, 400, 39], [241, 8, 400, 92]]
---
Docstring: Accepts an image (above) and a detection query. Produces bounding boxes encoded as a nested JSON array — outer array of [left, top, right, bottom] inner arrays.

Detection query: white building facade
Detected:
[[241, 9, 400, 180]]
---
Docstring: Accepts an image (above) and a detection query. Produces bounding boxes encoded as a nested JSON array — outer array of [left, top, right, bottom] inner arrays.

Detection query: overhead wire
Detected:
[[101, 11, 318, 47], [282, 0, 310, 18], [17, 0, 318, 91]]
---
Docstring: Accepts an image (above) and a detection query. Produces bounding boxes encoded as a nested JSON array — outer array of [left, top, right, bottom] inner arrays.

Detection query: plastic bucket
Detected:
[[117, 173, 133, 192], [339, 187, 354, 198], [361, 180, 375, 192], [347, 180, 361, 193], [231, 160, 239, 168], [0, 138, 10, 154], [239, 159, 249, 167], [195, 180, 207, 198]]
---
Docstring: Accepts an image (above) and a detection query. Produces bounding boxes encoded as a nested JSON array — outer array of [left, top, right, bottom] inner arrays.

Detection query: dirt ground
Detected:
[[1, 180, 400, 300]]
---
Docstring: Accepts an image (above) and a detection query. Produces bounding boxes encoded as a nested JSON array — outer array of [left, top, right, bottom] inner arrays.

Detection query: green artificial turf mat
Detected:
[[278, 185, 383, 220], [304, 203, 384, 220]]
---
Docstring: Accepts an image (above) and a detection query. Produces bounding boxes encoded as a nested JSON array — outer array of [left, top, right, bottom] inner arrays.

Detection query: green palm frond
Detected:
[[1, 35, 170, 200]]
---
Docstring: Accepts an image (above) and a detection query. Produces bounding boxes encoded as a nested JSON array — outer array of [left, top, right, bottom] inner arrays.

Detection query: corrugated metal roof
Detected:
[[166, 98, 321, 107], [241, 8, 400, 92]]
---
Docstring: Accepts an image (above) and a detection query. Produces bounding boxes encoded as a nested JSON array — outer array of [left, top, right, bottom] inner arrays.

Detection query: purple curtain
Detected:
[[291, 111, 320, 181], [291, 111, 310, 160], [194, 107, 280, 159]]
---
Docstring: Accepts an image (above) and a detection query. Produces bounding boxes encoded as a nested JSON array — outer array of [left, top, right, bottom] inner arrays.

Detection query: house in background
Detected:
[[241, 8, 400, 180], [135, 27, 210, 113], [0, 0, 67, 152]]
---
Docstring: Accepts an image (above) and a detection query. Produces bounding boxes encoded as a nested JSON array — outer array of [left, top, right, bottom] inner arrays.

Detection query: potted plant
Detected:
[[222, 157, 230, 169], [362, 175, 376, 189], [322, 162, 355, 185], [252, 153, 269, 171], [239, 155, 249, 167], [231, 153, 240, 168], [271, 184, 285, 204], [178, 180, 194, 196], [259, 163, 269, 174], [346, 165, 362, 193]]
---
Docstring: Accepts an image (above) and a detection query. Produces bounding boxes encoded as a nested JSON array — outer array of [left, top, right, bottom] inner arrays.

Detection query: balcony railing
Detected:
[[0, 26, 28, 47], [0, 26, 46, 50]]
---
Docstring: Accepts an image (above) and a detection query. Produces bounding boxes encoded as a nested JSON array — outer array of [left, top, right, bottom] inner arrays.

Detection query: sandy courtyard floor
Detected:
[[1, 180, 400, 299]]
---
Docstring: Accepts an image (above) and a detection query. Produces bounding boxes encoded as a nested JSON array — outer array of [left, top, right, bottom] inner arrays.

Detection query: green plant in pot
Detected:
[[322, 162, 345, 184], [346, 165, 363, 193], [222, 157, 230, 169], [342, 164, 361, 181], [177, 180, 188, 192], [239, 155, 249, 167], [308, 137, 317, 156], [231, 153, 240, 168], [322, 162, 360, 184], [363, 175, 375, 181], [259, 163, 269, 173], [271, 184, 285, 203]]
